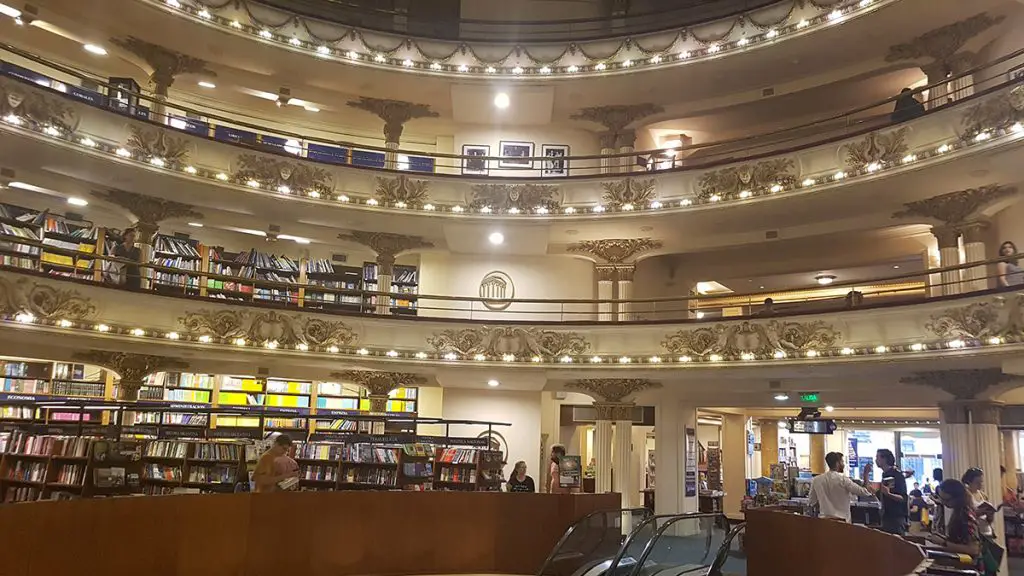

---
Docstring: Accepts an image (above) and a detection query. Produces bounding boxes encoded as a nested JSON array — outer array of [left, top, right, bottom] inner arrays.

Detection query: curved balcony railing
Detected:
[[152, 0, 890, 76], [0, 232, 1017, 324], [254, 0, 779, 42]]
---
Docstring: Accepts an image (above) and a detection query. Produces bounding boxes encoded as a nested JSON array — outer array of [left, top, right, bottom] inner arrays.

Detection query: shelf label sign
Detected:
[[685, 427, 697, 498]]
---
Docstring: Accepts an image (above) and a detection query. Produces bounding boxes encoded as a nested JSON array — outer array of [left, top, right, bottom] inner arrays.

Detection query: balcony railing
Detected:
[[2, 42, 1022, 183], [1, 232, 1016, 323]]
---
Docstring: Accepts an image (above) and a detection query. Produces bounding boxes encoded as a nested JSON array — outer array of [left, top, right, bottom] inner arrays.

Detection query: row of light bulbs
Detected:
[[160, 0, 881, 77], [5, 111, 1020, 220], [8, 311, 1012, 365]]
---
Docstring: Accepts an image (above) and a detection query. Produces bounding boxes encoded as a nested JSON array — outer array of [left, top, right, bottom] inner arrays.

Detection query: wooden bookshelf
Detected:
[[0, 433, 93, 502], [363, 261, 419, 316]]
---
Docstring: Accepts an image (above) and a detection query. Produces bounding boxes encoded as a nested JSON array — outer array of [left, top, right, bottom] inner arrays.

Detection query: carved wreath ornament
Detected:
[[662, 320, 842, 359], [179, 309, 357, 348]]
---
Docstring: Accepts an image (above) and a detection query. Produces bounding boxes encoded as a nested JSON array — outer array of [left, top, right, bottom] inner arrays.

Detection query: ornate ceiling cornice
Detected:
[[696, 158, 796, 200], [72, 350, 188, 399], [662, 320, 842, 359], [900, 368, 1011, 400], [346, 97, 439, 142], [426, 326, 591, 358], [374, 175, 429, 207], [109, 36, 215, 90], [232, 152, 335, 194], [91, 189, 203, 237], [469, 183, 561, 212], [566, 379, 661, 404], [178, 309, 357, 348], [570, 104, 664, 133], [126, 125, 191, 169], [568, 238, 663, 264], [885, 12, 1004, 65], [600, 178, 657, 208], [330, 370, 425, 396], [843, 128, 908, 170], [892, 184, 1017, 226], [337, 231, 434, 259]]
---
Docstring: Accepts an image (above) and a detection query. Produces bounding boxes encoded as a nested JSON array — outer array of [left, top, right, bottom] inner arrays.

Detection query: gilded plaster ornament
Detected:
[[567, 238, 662, 264], [374, 175, 429, 206], [566, 379, 661, 403], [178, 309, 358, 348], [231, 153, 335, 194], [72, 350, 188, 400], [843, 128, 909, 169], [924, 294, 1024, 341], [0, 76, 78, 132], [892, 185, 1017, 226], [0, 276, 97, 320], [600, 178, 656, 208], [900, 368, 1010, 401], [661, 320, 841, 359], [427, 326, 591, 358], [696, 158, 795, 200], [468, 183, 561, 211], [125, 124, 191, 168]]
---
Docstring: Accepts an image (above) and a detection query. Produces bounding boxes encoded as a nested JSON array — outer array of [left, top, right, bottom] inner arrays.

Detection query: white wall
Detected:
[[418, 253, 596, 321], [453, 126, 599, 178], [440, 388, 543, 481]]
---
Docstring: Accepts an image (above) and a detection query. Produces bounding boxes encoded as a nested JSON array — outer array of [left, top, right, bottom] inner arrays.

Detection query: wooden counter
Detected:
[[0, 491, 620, 576]]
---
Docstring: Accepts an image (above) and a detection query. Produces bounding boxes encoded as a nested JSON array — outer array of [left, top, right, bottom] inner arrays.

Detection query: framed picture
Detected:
[[541, 144, 569, 177], [462, 144, 490, 175], [498, 140, 535, 169]]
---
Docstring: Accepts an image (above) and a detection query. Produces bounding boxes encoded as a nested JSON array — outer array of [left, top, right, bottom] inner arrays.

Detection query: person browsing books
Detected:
[[549, 444, 569, 494], [254, 434, 298, 493], [113, 227, 141, 289], [807, 452, 875, 522], [962, 467, 995, 537], [507, 460, 536, 493], [876, 448, 909, 535]]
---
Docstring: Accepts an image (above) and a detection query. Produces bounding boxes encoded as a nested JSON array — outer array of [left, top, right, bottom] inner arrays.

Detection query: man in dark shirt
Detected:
[[113, 227, 141, 289], [876, 448, 909, 535]]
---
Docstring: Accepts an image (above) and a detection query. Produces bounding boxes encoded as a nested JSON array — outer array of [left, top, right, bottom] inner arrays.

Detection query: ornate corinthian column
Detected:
[[347, 97, 439, 170], [338, 231, 434, 315], [568, 238, 663, 321], [570, 104, 663, 175], [110, 37, 215, 123]]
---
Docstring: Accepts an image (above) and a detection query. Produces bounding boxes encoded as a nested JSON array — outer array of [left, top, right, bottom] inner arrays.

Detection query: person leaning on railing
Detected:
[[111, 227, 141, 290], [997, 241, 1024, 287]]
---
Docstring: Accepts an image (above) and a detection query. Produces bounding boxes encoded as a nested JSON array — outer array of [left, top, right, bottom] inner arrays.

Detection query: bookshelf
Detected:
[[432, 448, 504, 492], [303, 259, 364, 311], [400, 443, 434, 491], [0, 433, 94, 501], [0, 360, 109, 434], [140, 439, 244, 493], [363, 262, 419, 315], [0, 204, 102, 281], [340, 444, 400, 488], [153, 234, 204, 293]]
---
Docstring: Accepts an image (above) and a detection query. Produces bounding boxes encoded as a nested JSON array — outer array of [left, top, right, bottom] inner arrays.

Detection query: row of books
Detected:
[[193, 443, 242, 461], [187, 465, 236, 484], [4, 486, 39, 502], [51, 380, 105, 398], [144, 440, 187, 459], [297, 443, 344, 461], [5, 432, 81, 456], [6, 461, 47, 482], [437, 448, 481, 464], [438, 467, 476, 483], [144, 463, 181, 481], [403, 462, 433, 478], [53, 463, 85, 485], [342, 445, 400, 464], [300, 464, 337, 481], [343, 468, 397, 485], [155, 235, 201, 258]]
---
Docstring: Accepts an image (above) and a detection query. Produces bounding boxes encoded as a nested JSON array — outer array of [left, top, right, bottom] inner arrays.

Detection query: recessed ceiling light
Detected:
[[824, 405, 835, 412], [303, 105, 320, 113], [0, 3, 22, 18], [493, 93, 510, 109], [83, 44, 107, 56], [893, 265, 900, 269], [488, 232, 504, 245], [774, 393, 789, 401], [197, 81, 216, 89], [815, 274, 836, 286], [187, 222, 203, 227], [67, 197, 88, 206], [487, 379, 500, 387]]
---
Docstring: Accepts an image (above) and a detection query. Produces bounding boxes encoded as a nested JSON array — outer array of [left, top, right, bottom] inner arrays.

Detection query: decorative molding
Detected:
[[938, 400, 1003, 424], [330, 370, 425, 397], [570, 104, 665, 132], [696, 158, 795, 200], [961, 86, 1024, 137], [566, 379, 661, 403], [924, 294, 1024, 340], [601, 178, 656, 208], [885, 13, 1005, 65], [596, 266, 618, 283], [374, 175, 429, 206], [109, 37, 215, 91], [72, 350, 187, 399], [178, 309, 358, 348], [91, 189, 203, 238], [661, 320, 842, 358], [126, 124, 191, 168], [0, 277, 96, 320], [427, 326, 591, 357], [594, 402, 636, 421], [337, 232, 434, 271], [232, 153, 334, 194], [892, 184, 1017, 226], [479, 271, 514, 311], [0, 76, 78, 132], [843, 128, 908, 170], [901, 369, 1010, 401], [346, 97, 438, 143], [568, 238, 663, 264], [468, 183, 561, 211]]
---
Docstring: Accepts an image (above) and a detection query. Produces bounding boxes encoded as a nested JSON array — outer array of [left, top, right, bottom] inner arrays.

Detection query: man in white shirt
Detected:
[[808, 452, 875, 522]]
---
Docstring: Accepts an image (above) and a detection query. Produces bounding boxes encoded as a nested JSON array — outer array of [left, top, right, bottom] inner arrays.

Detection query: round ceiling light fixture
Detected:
[[815, 274, 836, 286], [488, 232, 504, 245], [493, 92, 510, 109], [487, 379, 500, 387], [774, 392, 790, 401]]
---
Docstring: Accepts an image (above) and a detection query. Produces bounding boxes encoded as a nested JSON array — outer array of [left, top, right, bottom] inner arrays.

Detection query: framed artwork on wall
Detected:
[[541, 144, 569, 177], [498, 140, 535, 169], [462, 144, 490, 175]]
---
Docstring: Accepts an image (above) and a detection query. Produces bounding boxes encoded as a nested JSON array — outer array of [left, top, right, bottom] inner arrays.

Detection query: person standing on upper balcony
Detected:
[[113, 227, 141, 290], [997, 241, 1024, 287], [892, 88, 926, 123]]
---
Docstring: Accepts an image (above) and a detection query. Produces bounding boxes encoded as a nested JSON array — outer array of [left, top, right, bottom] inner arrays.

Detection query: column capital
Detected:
[[938, 400, 1003, 425], [961, 220, 990, 244], [893, 185, 1017, 227], [567, 378, 662, 403], [91, 189, 203, 242], [596, 265, 617, 283], [110, 36, 214, 93], [901, 368, 1011, 400], [570, 104, 664, 133], [338, 231, 434, 262], [346, 97, 439, 144], [72, 350, 188, 400], [598, 131, 618, 150], [616, 265, 636, 282], [568, 237, 662, 264], [331, 370, 425, 397], [593, 402, 636, 421], [931, 225, 961, 249], [885, 13, 1004, 67], [615, 130, 637, 150]]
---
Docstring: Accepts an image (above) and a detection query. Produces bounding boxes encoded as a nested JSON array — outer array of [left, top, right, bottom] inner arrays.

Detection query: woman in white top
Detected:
[[997, 241, 1024, 287], [962, 467, 994, 536]]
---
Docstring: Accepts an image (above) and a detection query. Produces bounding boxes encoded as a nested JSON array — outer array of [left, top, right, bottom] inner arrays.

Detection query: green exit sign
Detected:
[[799, 393, 820, 403]]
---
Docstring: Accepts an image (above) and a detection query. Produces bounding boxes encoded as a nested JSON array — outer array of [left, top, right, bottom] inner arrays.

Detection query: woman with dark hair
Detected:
[[928, 479, 981, 558], [962, 467, 994, 537], [997, 241, 1024, 287]]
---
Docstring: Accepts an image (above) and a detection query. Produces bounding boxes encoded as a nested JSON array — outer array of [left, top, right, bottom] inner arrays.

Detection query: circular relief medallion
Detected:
[[479, 271, 514, 311]]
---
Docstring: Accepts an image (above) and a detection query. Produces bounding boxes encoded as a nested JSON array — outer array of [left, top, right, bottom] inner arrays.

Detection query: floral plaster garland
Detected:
[[152, 0, 897, 77]]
